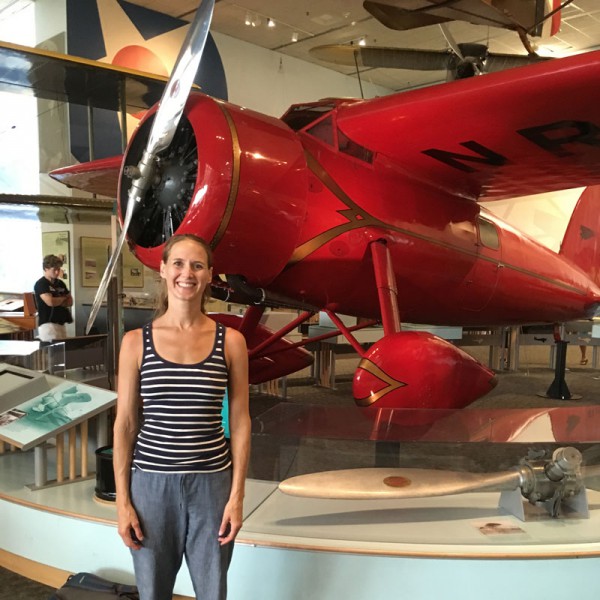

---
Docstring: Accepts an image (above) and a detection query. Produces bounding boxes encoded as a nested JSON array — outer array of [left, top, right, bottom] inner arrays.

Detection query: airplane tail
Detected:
[[559, 186, 600, 286]]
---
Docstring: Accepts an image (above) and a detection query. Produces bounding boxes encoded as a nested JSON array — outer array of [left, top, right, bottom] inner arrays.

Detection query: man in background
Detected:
[[34, 254, 73, 341]]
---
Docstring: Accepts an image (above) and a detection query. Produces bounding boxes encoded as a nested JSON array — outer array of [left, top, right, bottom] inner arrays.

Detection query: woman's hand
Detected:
[[218, 498, 243, 545], [117, 503, 144, 550]]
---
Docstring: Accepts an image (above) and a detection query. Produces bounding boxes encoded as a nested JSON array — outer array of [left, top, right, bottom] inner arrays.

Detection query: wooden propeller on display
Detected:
[[280, 447, 600, 517]]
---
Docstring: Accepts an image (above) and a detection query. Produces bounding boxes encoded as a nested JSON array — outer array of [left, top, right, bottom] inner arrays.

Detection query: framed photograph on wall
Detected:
[[123, 250, 144, 288], [80, 237, 145, 288], [80, 237, 110, 288]]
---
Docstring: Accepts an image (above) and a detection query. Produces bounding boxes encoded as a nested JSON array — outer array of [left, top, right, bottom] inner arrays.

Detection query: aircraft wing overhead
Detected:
[[0, 41, 170, 113], [335, 50, 600, 202]]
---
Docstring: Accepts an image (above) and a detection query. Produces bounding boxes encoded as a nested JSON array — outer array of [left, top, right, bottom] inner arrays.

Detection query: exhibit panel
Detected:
[[0, 363, 115, 489]]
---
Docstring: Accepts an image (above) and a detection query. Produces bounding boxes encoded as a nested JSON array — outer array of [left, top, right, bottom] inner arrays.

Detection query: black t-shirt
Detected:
[[34, 276, 71, 325]]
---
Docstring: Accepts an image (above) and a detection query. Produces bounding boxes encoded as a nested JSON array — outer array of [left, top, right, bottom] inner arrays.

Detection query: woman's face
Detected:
[[159, 239, 212, 303]]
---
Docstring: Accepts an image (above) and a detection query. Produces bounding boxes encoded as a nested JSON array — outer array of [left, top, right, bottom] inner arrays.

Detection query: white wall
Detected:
[[212, 31, 391, 118]]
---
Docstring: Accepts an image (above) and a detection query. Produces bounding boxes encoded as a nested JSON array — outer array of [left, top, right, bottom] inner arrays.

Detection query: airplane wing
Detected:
[[50, 156, 122, 199], [364, 0, 560, 37], [0, 41, 178, 197], [335, 50, 600, 201], [0, 41, 171, 113]]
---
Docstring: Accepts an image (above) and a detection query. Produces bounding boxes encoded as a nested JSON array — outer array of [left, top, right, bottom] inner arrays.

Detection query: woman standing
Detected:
[[113, 234, 250, 600]]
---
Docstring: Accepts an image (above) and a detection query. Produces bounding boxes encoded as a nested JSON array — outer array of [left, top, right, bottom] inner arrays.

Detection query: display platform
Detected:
[[3, 432, 600, 599]]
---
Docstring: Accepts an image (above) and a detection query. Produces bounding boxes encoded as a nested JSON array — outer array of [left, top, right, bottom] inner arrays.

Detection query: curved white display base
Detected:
[[2, 449, 600, 600]]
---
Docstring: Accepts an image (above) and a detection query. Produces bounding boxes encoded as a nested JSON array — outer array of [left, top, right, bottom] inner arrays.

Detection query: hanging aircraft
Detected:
[[364, 0, 564, 53], [310, 23, 551, 82], [30, 0, 600, 420]]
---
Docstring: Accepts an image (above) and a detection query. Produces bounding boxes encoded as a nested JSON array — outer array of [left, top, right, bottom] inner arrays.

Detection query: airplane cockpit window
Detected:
[[338, 129, 374, 164], [281, 104, 335, 131], [478, 216, 500, 250], [305, 116, 334, 146]]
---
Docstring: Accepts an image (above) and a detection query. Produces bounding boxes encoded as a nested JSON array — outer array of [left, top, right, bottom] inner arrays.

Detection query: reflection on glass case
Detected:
[[249, 402, 600, 522]]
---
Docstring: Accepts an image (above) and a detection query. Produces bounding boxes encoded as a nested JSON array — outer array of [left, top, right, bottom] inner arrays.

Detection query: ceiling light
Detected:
[[358, 37, 366, 46], [291, 32, 299, 42], [267, 18, 276, 28], [245, 13, 252, 26]]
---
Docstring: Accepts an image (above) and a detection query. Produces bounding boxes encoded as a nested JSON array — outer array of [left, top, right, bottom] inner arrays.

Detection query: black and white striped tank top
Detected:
[[132, 321, 231, 473]]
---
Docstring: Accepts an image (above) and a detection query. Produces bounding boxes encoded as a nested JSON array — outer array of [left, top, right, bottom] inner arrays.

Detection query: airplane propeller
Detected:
[[85, 0, 215, 334], [310, 24, 548, 82], [280, 447, 600, 517], [438, 22, 482, 79]]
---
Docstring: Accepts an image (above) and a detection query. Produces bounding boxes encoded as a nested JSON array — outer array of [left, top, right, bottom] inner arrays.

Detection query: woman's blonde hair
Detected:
[[155, 234, 213, 318]]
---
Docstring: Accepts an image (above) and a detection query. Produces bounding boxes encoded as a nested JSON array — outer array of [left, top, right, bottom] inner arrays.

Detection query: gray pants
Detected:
[[130, 468, 234, 600]]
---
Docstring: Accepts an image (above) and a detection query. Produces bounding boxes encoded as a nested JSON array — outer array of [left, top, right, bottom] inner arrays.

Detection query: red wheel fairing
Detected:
[[353, 332, 497, 422]]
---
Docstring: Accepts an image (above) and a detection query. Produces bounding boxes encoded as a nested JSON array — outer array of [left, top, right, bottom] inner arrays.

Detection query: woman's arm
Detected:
[[113, 328, 144, 550], [219, 327, 250, 545]]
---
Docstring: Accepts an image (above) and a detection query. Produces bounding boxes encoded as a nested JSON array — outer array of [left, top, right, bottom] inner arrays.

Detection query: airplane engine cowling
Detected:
[[120, 94, 308, 285], [353, 332, 497, 419]]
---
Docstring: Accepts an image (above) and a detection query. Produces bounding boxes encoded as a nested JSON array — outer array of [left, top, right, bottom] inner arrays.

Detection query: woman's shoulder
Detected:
[[121, 327, 144, 351], [223, 326, 247, 351]]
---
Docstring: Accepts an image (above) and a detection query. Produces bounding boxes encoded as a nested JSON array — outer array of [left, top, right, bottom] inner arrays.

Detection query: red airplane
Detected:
[[48, 2, 600, 421]]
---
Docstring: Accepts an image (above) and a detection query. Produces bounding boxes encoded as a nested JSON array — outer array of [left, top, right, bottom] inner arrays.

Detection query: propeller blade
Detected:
[[85, 199, 135, 333], [439, 23, 464, 61], [145, 0, 215, 157], [85, 0, 215, 334], [279, 467, 522, 500]]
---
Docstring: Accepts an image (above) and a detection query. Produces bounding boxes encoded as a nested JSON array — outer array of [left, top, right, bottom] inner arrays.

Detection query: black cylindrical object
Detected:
[[95, 445, 116, 501]]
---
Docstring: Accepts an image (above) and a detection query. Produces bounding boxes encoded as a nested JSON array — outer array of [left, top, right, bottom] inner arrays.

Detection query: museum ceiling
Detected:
[[128, 0, 600, 92], [0, 1, 598, 92]]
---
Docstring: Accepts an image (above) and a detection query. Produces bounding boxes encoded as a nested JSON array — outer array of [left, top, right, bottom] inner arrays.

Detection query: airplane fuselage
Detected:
[[267, 128, 600, 326], [126, 93, 600, 329]]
